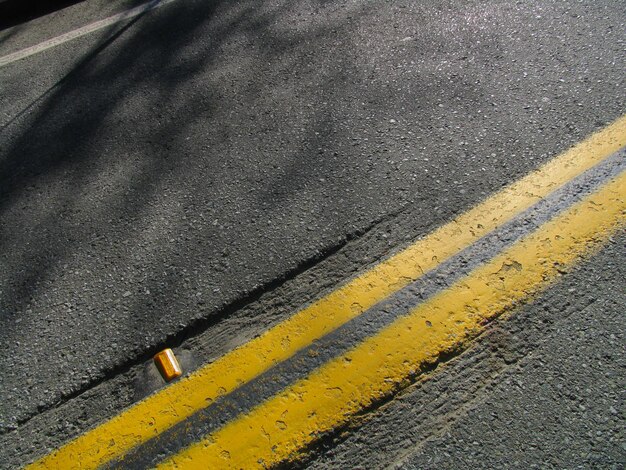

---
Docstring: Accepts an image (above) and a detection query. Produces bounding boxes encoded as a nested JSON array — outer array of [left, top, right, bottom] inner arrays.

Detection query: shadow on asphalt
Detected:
[[0, 0, 86, 30], [0, 0, 498, 427], [0, 0, 362, 315], [2, 2, 626, 466], [0, 0, 384, 410]]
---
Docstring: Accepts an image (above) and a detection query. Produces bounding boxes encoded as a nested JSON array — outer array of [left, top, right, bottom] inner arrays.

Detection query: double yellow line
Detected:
[[30, 116, 626, 469]]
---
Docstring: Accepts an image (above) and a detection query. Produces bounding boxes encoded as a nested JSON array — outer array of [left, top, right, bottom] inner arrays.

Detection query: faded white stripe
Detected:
[[0, 0, 178, 68]]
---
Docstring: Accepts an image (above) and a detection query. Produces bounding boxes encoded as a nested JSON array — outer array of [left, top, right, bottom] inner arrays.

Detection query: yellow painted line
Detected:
[[160, 169, 626, 469], [28, 115, 626, 469]]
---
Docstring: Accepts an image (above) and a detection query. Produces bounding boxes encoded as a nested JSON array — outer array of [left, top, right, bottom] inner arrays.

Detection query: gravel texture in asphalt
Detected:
[[301, 233, 626, 470], [0, 0, 624, 457]]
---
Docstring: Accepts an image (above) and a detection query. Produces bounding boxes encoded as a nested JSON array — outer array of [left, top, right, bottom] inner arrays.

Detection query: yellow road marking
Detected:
[[160, 169, 626, 469], [29, 115, 626, 469]]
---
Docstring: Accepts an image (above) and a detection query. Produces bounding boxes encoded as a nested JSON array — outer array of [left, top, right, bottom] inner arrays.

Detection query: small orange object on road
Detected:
[[153, 348, 182, 382]]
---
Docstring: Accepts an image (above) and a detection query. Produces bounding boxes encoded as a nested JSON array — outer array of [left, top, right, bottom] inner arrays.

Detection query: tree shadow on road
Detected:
[[0, 0, 87, 31], [0, 0, 514, 440], [2, 1, 626, 468], [0, 0, 380, 429]]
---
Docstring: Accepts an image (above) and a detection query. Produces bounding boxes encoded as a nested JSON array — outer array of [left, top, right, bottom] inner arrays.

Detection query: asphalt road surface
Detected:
[[0, 0, 624, 468], [304, 232, 626, 469]]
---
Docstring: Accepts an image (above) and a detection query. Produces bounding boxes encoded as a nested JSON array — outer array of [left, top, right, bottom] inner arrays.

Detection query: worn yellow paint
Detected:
[[28, 116, 626, 469], [160, 170, 626, 469]]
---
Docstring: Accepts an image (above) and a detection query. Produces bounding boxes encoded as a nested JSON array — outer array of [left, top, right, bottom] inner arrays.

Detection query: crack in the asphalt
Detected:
[[3, 204, 411, 435], [101, 150, 624, 468]]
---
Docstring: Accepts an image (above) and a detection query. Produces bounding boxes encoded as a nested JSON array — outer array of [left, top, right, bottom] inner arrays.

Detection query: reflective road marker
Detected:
[[153, 349, 183, 382], [28, 115, 626, 469]]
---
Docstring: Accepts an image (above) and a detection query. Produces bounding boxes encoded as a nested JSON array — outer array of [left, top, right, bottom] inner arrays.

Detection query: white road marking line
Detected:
[[0, 0, 179, 68]]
